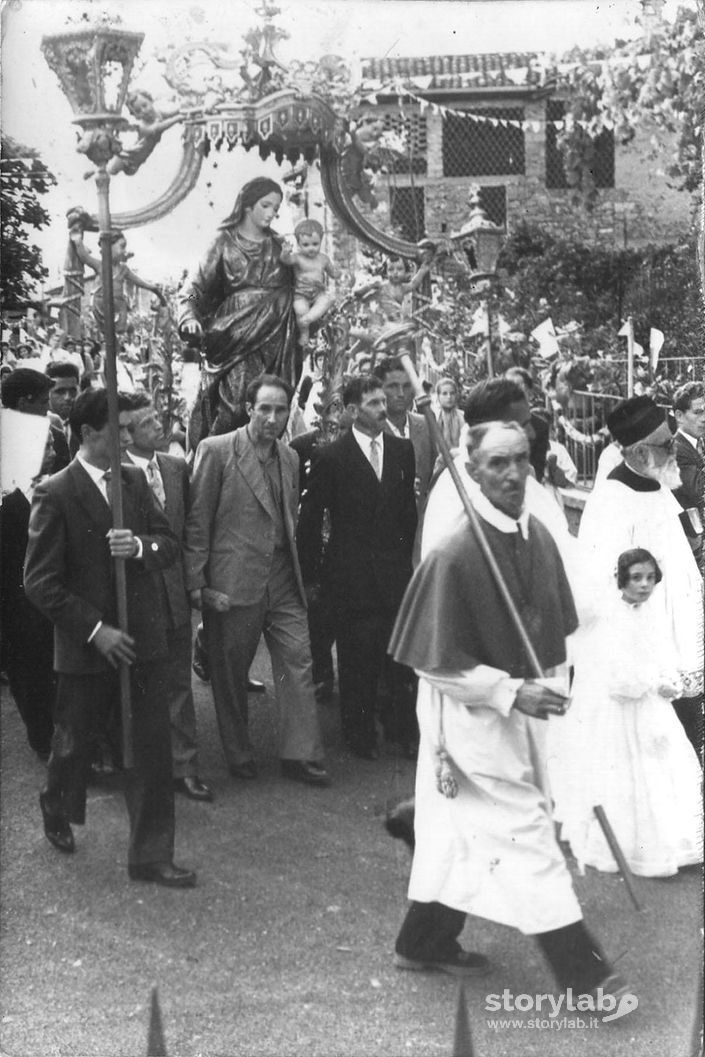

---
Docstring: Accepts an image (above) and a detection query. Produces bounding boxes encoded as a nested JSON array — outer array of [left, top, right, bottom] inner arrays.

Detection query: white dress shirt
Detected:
[[352, 425, 384, 479]]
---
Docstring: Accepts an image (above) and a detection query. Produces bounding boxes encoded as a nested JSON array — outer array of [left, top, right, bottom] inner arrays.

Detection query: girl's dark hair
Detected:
[[616, 548, 662, 588]]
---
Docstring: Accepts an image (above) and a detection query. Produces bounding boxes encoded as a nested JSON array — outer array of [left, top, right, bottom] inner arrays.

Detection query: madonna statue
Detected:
[[178, 177, 297, 443]]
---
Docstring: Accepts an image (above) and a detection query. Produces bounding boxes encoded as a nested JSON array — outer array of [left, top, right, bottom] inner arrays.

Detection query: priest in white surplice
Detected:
[[388, 420, 626, 997], [578, 396, 704, 752]]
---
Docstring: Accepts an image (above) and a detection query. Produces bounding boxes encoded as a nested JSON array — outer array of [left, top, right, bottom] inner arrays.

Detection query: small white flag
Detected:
[[650, 327, 665, 370], [530, 317, 560, 359], [617, 320, 631, 337]]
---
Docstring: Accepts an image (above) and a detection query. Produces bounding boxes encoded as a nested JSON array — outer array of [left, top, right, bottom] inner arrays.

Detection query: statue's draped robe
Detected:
[[179, 227, 296, 443]]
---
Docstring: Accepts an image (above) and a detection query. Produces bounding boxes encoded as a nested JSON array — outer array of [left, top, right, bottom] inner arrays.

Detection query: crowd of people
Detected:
[[1, 175, 702, 1004]]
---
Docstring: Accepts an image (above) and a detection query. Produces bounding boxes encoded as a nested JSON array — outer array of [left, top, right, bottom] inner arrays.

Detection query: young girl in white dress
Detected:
[[549, 547, 702, 877]]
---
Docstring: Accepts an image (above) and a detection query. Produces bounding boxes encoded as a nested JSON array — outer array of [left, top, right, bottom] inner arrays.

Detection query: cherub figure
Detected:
[[281, 219, 340, 348], [80, 230, 167, 334], [105, 90, 182, 177]]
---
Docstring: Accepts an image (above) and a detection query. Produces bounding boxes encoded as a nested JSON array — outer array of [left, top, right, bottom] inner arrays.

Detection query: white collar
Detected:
[[677, 428, 699, 450], [126, 450, 156, 470], [352, 425, 383, 452], [76, 452, 109, 486], [471, 488, 530, 539], [386, 413, 409, 438]]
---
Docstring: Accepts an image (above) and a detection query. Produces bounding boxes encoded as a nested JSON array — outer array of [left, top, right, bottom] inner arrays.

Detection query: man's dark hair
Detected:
[[616, 547, 663, 588], [343, 374, 384, 407], [464, 378, 527, 426], [45, 361, 80, 384], [673, 381, 704, 414], [504, 366, 534, 391], [1, 368, 53, 409], [245, 373, 294, 407], [69, 388, 132, 438], [124, 390, 153, 412], [375, 356, 405, 381]]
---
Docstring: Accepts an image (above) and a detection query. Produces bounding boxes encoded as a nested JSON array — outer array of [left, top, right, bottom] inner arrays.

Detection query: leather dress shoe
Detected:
[[128, 862, 197, 888], [280, 759, 331, 787], [247, 677, 265, 693], [39, 792, 75, 854], [229, 761, 258, 780], [174, 776, 214, 802], [385, 797, 416, 851]]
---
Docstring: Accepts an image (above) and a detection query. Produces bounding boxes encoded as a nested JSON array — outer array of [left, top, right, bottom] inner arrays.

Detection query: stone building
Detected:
[[353, 50, 693, 251]]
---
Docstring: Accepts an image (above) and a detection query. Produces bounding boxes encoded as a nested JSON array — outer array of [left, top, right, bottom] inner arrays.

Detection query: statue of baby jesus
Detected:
[[281, 219, 340, 348]]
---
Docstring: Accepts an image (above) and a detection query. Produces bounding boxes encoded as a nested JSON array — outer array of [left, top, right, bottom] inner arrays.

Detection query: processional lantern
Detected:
[[41, 25, 144, 144], [41, 21, 145, 770], [451, 186, 505, 281]]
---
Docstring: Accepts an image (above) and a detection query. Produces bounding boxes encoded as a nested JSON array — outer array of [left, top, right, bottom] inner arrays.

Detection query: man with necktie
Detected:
[[24, 389, 196, 886], [297, 375, 418, 759], [122, 392, 213, 803]]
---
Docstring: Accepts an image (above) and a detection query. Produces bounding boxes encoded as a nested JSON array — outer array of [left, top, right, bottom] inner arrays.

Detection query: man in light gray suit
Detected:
[[123, 393, 213, 803], [184, 374, 329, 786]]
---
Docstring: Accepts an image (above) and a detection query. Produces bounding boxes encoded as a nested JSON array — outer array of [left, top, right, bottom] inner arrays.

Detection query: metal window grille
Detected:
[[381, 110, 428, 174], [356, 107, 427, 174], [546, 100, 615, 189], [442, 108, 525, 177], [389, 186, 425, 242]]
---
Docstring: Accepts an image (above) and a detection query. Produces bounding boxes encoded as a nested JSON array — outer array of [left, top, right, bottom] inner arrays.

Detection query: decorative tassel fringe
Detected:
[[435, 750, 458, 799]]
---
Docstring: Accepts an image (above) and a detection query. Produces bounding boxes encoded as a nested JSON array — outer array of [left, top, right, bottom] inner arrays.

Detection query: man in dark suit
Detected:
[[24, 389, 196, 887], [376, 355, 435, 544], [45, 361, 81, 469], [297, 375, 418, 759], [123, 392, 213, 803], [1, 369, 58, 760], [672, 381, 705, 565], [184, 374, 329, 787]]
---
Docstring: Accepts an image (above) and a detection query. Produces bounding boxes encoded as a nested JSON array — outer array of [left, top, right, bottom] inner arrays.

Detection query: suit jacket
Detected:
[[297, 429, 417, 613], [23, 460, 180, 674], [673, 431, 704, 514], [184, 425, 306, 607], [50, 424, 72, 473], [384, 411, 436, 511], [152, 452, 192, 629]]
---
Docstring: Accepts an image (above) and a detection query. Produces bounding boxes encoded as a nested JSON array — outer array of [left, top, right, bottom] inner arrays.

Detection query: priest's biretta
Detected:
[[607, 396, 665, 447]]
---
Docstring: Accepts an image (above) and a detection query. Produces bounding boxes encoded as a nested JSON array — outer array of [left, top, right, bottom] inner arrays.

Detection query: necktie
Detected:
[[146, 458, 166, 508], [369, 438, 381, 481], [102, 469, 112, 507]]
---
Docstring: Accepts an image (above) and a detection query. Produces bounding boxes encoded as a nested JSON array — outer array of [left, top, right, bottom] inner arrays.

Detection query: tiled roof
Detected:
[[361, 52, 552, 91]]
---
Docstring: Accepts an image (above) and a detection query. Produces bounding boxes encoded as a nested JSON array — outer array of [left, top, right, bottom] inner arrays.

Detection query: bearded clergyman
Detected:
[[578, 396, 704, 752]]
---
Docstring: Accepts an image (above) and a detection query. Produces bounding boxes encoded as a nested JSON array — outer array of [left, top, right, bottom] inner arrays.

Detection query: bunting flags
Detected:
[[359, 77, 600, 133]]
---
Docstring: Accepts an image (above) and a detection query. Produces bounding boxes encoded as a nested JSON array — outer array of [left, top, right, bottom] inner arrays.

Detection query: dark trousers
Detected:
[[334, 607, 417, 751], [307, 592, 335, 688], [43, 662, 175, 867], [5, 641, 55, 756], [165, 622, 200, 778], [396, 901, 611, 992], [672, 694, 704, 759]]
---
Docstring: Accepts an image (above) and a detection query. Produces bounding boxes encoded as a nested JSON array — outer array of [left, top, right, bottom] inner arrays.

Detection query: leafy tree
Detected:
[[1, 135, 57, 308]]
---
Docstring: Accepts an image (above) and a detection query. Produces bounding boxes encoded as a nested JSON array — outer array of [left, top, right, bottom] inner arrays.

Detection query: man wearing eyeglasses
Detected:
[[579, 395, 703, 754]]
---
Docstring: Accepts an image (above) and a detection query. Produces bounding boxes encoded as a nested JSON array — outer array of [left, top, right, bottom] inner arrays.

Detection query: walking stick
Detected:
[[592, 805, 643, 912], [399, 347, 642, 906]]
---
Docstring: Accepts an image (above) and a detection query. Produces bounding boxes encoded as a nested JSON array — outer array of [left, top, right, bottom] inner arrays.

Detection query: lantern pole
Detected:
[[95, 166, 133, 768], [41, 25, 145, 769]]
